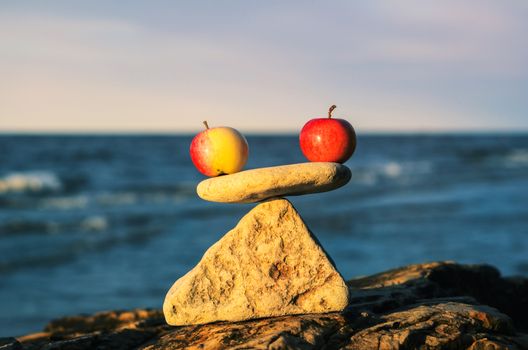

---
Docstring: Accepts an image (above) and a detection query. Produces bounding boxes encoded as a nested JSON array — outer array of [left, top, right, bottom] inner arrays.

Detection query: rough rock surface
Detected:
[[196, 162, 351, 203], [16, 262, 528, 349], [163, 198, 349, 325]]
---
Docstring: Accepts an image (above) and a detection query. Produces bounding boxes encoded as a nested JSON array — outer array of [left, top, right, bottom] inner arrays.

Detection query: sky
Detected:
[[1, 1, 527, 133]]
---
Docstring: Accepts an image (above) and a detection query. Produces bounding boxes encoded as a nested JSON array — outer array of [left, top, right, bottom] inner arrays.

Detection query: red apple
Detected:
[[190, 121, 249, 177], [299, 105, 356, 163]]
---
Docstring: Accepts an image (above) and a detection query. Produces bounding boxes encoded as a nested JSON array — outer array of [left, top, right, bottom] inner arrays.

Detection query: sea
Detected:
[[1, 134, 527, 337]]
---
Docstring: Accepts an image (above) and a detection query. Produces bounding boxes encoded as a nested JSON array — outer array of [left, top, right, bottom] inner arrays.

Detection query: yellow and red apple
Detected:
[[299, 105, 356, 163], [190, 121, 249, 177]]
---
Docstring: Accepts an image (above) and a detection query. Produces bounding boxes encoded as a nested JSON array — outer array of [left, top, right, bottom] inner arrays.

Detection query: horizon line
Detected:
[[1, 129, 528, 136]]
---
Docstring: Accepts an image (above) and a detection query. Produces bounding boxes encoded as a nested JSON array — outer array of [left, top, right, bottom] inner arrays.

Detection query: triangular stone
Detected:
[[163, 198, 349, 326]]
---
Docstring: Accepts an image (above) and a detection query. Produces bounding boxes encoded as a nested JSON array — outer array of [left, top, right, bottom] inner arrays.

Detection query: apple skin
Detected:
[[299, 118, 356, 163], [190, 126, 249, 177]]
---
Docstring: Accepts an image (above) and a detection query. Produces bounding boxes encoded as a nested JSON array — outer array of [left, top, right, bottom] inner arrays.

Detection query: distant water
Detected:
[[1, 134, 528, 337]]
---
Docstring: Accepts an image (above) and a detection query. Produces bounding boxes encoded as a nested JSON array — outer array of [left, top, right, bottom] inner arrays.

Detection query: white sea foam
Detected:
[[42, 195, 89, 209], [41, 189, 189, 210], [80, 215, 108, 232], [0, 171, 62, 194], [355, 160, 432, 185], [97, 192, 137, 205], [504, 149, 528, 167], [383, 162, 403, 178]]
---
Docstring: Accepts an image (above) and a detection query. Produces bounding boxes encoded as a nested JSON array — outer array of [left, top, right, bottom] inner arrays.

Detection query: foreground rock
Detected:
[[16, 262, 528, 349], [163, 199, 349, 325], [197, 162, 351, 203]]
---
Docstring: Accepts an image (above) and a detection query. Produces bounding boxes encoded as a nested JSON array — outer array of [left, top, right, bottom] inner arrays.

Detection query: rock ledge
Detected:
[[14, 262, 528, 350]]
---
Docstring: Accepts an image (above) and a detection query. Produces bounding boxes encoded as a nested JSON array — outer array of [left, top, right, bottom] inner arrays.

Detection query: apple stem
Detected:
[[203, 121, 210, 130], [328, 105, 337, 119]]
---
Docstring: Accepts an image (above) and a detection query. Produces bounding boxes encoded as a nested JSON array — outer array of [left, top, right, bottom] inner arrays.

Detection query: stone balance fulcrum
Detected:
[[163, 162, 352, 326]]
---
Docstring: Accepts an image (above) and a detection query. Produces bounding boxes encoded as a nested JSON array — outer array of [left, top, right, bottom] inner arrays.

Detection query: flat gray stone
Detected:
[[196, 162, 351, 203], [163, 198, 349, 326]]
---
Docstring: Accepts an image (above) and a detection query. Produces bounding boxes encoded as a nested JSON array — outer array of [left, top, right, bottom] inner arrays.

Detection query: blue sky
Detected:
[[1, 1, 527, 132]]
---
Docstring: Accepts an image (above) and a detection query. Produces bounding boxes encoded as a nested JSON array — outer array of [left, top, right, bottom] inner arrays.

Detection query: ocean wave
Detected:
[[39, 186, 194, 210], [457, 147, 528, 169], [41, 195, 90, 210], [0, 171, 62, 194], [354, 161, 433, 185], [0, 226, 162, 274], [0, 214, 110, 237], [0, 220, 52, 236], [94, 189, 192, 206], [80, 215, 108, 232], [97, 192, 138, 206], [504, 149, 528, 167]]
